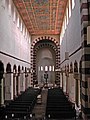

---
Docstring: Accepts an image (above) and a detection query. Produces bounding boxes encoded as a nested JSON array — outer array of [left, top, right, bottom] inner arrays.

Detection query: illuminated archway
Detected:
[[31, 36, 60, 85]]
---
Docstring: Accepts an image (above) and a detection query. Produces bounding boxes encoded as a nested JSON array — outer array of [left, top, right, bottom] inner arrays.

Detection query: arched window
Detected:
[[74, 60, 78, 73], [41, 66, 43, 71], [13, 64, 17, 73], [38, 66, 40, 71], [8, 0, 11, 15], [66, 7, 69, 25], [70, 62, 73, 73], [0, 61, 4, 79], [72, 0, 75, 9], [69, 0, 71, 18], [17, 16, 19, 28], [52, 66, 54, 71], [49, 66, 52, 71], [18, 65, 20, 74], [13, 7, 16, 22], [6, 63, 11, 73], [45, 66, 48, 71]]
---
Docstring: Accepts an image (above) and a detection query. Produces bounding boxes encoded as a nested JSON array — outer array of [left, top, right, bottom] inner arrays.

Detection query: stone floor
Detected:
[[32, 89, 48, 119]]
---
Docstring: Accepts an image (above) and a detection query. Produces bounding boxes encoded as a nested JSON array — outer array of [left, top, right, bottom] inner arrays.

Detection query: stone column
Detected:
[[63, 72, 66, 93], [13, 72, 17, 97], [23, 72, 25, 91], [18, 74, 21, 95], [66, 76, 69, 94], [20, 71, 23, 92], [0, 78, 4, 106], [74, 73, 81, 108], [5, 72, 13, 100], [69, 73, 75, 103], [27, 72, 31, 87], [60, 72, 63, 88], [5, 73, 11, 100], [0, 61, 4, 106], [80, 0, 90, 119], [61, 71, 64, 91], [25, 73, 28, 89], [11, 73, 13, 100]]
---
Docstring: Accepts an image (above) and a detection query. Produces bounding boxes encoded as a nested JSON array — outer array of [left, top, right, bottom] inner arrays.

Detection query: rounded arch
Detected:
[[31, 36, 60, 47], [74, 60, 78, 73], [13, 64, 17, 73], [18, 65, 21, 73], [22, 66, 24, 71], [0, 60, 4, 79], [67, 64, 69, 76], [70, 62, 73, 73], [25, 67, 27, 73], [40, 48, 53, 59], [31, 36, 60, 56], [67, 64, 69, 72], [6, 62, 11, 73], [30, 36, 60, 85]]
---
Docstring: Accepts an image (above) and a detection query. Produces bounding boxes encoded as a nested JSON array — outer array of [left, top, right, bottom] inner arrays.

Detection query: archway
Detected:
[[16, 65, 21, 95], [31, 36, 60, 86], [0, 61, 4, 79], [0, 60, 4, 106], [6, 63, 11, 73], [13, 64, 17, 98]]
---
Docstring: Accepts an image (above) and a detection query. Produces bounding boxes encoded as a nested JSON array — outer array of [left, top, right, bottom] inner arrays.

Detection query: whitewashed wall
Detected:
[[60, 0, 81, 67], [0, 0, 31, 70]]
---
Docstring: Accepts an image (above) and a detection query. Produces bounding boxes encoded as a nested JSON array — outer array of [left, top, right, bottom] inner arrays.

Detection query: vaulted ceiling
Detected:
[[13, 0, 67, 35]]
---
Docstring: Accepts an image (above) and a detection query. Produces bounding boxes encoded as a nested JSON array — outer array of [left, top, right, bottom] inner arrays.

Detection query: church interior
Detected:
[[0, 0, 90, 119]]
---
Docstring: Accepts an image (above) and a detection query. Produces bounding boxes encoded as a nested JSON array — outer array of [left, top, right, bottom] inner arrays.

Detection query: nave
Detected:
[[0, 86, 78, 120]]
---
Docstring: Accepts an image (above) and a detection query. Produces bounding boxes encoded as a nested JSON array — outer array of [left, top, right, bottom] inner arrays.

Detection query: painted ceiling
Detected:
[[13, 0, 67, 35]]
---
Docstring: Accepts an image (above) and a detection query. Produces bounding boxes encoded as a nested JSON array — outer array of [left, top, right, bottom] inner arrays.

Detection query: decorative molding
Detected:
[[0, 51, 30, 65]]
